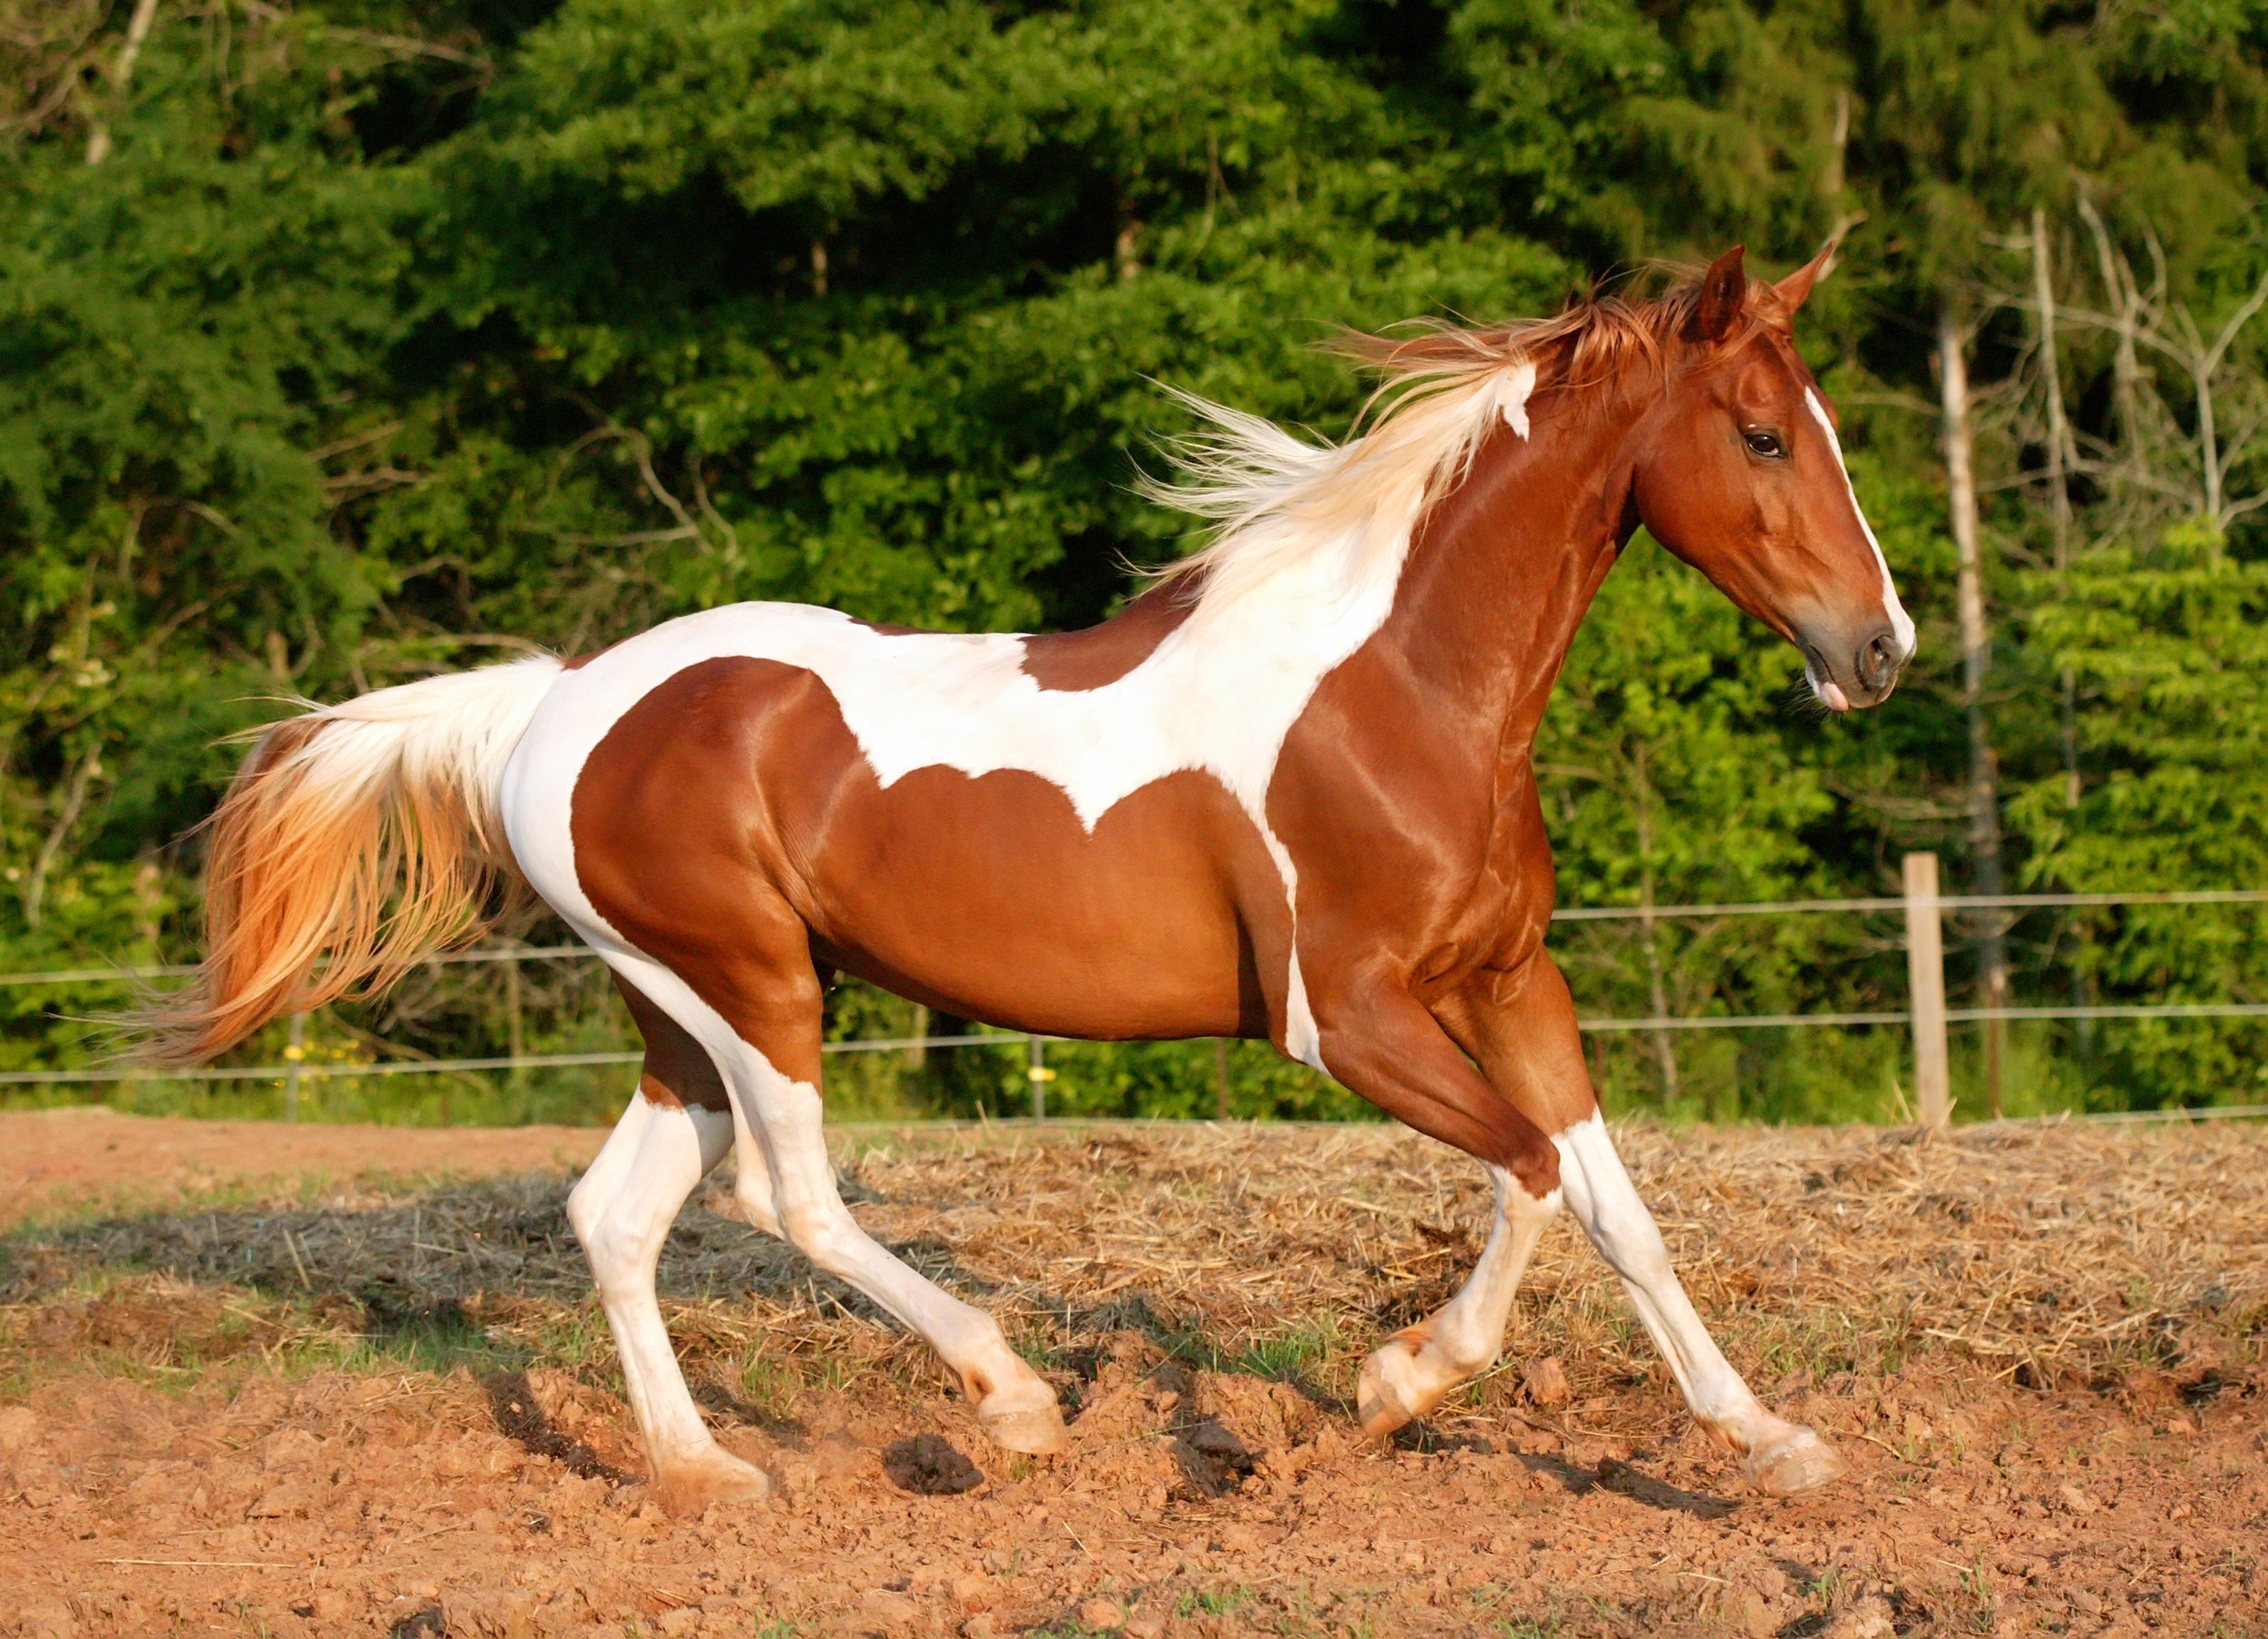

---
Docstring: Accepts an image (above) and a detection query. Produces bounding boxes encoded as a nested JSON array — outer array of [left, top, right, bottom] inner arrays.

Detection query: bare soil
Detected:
[[0, 1108, 606, 1227], [0, 1112, 2262, 1638]]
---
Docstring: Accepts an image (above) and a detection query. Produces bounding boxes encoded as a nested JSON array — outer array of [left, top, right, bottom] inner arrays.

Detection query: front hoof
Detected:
[[1355, 1331, 1431, 1439], [1745, 1426, 1848, 1496], [979, 1400, 1068, 1456], [654, 1447, 772, 1517]]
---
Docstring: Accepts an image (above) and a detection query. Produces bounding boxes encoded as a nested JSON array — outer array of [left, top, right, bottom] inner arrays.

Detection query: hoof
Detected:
[[1355, 1330, 1433, 1439], [1745, 1425, 1848, 1496], [654, 1446, 771, 1517], [979, 1400, 1068, 1456]]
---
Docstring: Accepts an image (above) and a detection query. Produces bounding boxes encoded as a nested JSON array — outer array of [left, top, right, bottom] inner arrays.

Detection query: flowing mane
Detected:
[[1146, 281, 1714, 613]]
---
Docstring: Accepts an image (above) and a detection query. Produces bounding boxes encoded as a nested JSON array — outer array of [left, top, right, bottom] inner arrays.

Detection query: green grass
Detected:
[[1177, 1584, 1256, 1617], [1231, 1314, 1347, 1383]]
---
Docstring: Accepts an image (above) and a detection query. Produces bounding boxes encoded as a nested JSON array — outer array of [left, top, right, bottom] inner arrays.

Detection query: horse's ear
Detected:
[[1773, 239, 1840, 321], [1692, 245, 1748, 344]]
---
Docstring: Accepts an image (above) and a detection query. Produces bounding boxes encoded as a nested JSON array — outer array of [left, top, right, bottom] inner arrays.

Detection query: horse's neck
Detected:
[[1375, 388, 1642, 756]]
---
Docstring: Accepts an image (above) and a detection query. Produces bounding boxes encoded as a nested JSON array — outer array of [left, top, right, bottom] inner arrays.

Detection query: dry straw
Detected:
[[5, 1120, 2259, 1419]]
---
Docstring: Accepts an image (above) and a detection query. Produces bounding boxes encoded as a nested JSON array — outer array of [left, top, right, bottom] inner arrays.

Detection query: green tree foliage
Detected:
[[2, 0, 2262, 1122]]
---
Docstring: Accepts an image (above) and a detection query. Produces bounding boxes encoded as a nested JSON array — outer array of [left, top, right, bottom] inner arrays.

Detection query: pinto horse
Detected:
[[143, 244, 1911, 1511]]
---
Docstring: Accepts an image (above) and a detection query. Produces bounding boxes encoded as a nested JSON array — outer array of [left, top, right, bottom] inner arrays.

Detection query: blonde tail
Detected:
[[135, 655, 565, 1066]]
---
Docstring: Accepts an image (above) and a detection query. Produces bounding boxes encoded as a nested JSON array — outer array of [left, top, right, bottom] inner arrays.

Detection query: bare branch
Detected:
[[23, 746, 102, 932]]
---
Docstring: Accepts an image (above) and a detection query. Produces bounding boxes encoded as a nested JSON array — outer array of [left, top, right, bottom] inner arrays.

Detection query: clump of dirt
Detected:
[[882, 1433, 985, 1496]]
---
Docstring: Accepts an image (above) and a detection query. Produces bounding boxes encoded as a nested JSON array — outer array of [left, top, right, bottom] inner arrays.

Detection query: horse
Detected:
[[140, 243, 1912, 1513]]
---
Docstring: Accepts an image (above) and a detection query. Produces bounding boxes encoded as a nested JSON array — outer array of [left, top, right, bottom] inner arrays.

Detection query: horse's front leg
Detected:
[[1439, 956, 1848, 1495], [1357, 1161, 1560, 1439], [1301, 979, 1569, 1438]]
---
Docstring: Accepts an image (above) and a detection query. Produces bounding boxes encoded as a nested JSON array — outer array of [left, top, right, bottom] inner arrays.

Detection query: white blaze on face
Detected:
[[1804, 388, 1917, 659]]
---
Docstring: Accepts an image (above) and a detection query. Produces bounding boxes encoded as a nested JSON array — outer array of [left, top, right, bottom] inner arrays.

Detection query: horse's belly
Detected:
[[793, 763, 1283, 1041]]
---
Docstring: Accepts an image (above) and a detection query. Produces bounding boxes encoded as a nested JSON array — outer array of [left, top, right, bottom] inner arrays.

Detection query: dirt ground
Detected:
[[0, 1108, 607, 1227], [0, 1111, 2262, 1638]]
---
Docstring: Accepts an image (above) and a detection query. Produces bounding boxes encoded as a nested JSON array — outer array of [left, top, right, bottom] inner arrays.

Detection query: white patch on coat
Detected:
[[1804, 388, 1917, 658], [503, 365, 1541, 1069]]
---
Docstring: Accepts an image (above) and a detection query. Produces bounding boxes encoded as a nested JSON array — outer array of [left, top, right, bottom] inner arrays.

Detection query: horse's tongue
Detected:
[[1821, 680, 1852, 712]]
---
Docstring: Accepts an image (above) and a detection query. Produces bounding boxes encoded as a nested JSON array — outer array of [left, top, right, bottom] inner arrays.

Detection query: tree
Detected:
[[3, 0, 2264, 1121]]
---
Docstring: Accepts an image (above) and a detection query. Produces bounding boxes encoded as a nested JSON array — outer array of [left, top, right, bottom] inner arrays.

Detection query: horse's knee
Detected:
[[564, 1172, 611, 1253], [570, 1151, 697, 1298], [1495, 1122, 1561, 1203]]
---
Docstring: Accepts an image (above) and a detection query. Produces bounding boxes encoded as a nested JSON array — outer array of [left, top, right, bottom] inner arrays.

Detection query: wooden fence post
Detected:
[[1903, 853, 1950, 1129], [1028, 1035, 1050, 1119], [504, 950, 528, 1123], [282, 1010, 305, 1122], [907, 1002, 929, 1071]]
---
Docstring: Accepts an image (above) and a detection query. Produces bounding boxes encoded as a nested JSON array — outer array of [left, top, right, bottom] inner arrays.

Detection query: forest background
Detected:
[[3, 0, 2264, 1127]]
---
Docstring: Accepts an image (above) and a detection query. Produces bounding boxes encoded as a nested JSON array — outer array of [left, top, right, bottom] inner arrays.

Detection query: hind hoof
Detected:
[[1745, 1426, 1848, 1496], [980, 1401, 1068, 1456], [654, 1447, 771, 1517]]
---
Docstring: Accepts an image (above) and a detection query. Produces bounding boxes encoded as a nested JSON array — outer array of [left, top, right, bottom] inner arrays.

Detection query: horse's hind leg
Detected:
[[737, 1039, 1069, 1453], [616, 947, 1069, 1457], [565, 978, 775, 1512]]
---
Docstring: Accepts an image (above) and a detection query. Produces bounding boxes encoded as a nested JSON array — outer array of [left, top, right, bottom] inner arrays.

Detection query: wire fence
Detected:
[[1, 869, 2261, 1124]]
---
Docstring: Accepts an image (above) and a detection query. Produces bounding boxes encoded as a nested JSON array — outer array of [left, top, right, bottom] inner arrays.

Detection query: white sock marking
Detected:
[[565, 1091, 735, 1474], [1424, 1165, 1560, 1373], [1551, 1115, 1773, 1441], [591, 951, 1045, 1408]]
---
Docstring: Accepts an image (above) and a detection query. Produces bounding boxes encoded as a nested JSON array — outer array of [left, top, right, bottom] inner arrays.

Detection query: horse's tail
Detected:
[[133, 655, 565, 1066]]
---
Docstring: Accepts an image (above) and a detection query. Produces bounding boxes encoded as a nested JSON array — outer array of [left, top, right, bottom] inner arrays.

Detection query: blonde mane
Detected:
[[1144, 287, 1706, 613]]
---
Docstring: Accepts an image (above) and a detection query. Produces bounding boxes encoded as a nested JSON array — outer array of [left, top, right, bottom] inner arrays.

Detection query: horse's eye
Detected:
[[1744, 428, 1786, 459]]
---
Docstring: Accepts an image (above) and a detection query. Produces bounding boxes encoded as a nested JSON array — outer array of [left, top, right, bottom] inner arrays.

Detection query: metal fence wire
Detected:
[[0, 858, 2261, 1126]]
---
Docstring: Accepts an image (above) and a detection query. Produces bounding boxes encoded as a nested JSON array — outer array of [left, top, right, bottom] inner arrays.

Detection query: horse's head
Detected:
[[1629, 245, 1914, 711]]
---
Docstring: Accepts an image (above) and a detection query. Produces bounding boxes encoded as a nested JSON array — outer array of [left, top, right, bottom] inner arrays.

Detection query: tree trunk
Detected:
[[1939, 308, 2010, 1118], [907, 1001, 929, 1071], [2032, 208, 2091, 1049], [504, 950, 528, 1121], [84, 0, 161, 166], [2030, 208, 2082, 813], [24, 748, 100, 932]]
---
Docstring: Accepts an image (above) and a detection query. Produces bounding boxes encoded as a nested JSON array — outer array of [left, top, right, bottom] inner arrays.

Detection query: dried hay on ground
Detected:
[[9, 1117, 2255, 1406]]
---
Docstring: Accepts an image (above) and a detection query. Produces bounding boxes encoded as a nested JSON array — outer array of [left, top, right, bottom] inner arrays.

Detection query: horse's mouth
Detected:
[[1799, 645, 1853, 713]]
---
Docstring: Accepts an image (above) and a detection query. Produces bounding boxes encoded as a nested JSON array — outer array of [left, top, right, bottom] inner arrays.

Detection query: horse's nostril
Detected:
[[1856, 630, 1900, 693]]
